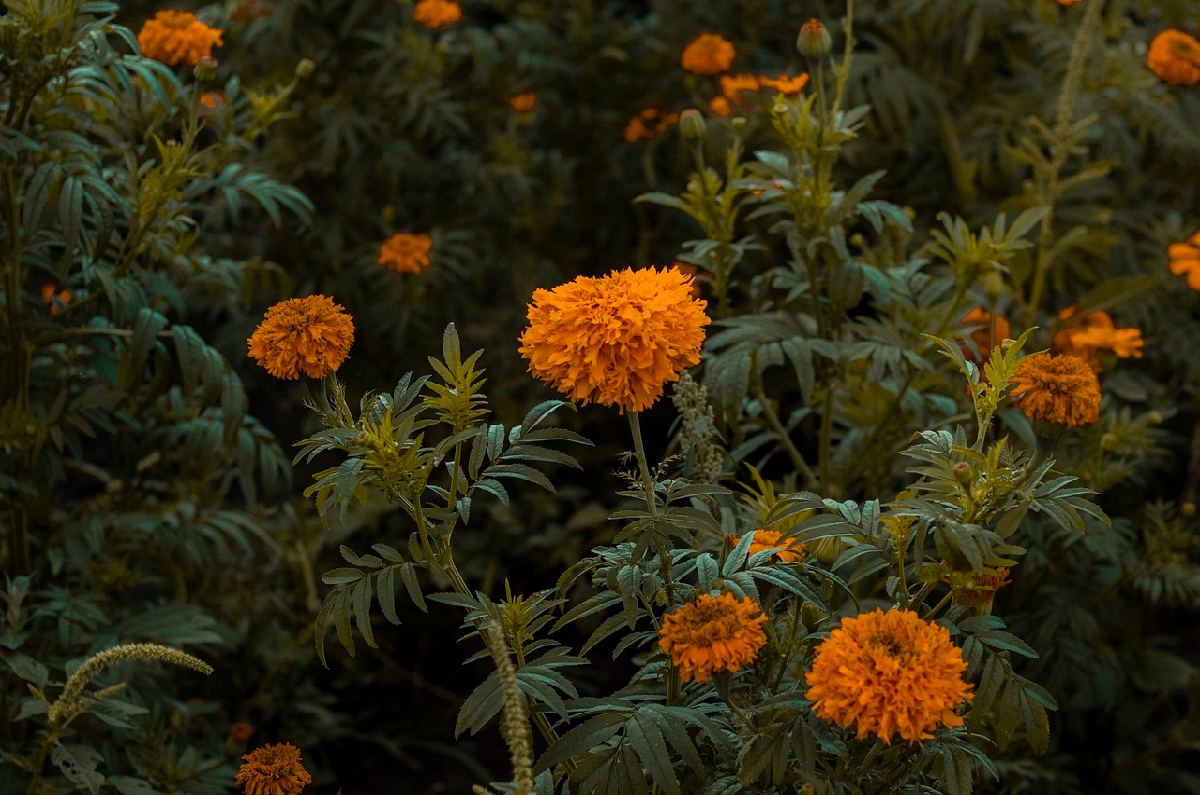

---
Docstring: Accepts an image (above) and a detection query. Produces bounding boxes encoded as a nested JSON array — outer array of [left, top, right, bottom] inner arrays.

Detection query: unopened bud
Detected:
[[1101, 432, 1119, 451], [953, 462, 972, 483], [982, 271, 1005, 299], [797, 18, 832, 59], [193, 56, 218, 83], [1147, 411, 1163, 425], [1182, 501, 1196, 518], [679, 108, 706, 140], [295, 57, 315, 79]]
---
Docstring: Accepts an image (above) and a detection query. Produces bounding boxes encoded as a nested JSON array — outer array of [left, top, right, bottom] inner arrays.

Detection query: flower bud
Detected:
[[193, 56, 218, 83], [679, 108, 706, 140], [982, 271, 1005, 300], [797, 18, 832, 59], [295, 57, 316, 79], [952, 462, 972, 483], [1147, 411, 1163, 425], [1182, 501, 1197, 518]]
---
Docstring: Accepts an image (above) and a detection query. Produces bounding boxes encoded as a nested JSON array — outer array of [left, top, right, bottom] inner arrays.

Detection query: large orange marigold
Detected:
[[682, 33, 735, 76], [658, 592, 768, 683], [805, 609, 973, 744], [137, 10, 223, 67], [413, 0, 462, 29], [247, 295, 355, 380], [518, 267, 709, 412], [235, 742, 312, 795], [1169, 231, 1200, 290], [1147, 29, 1200, 86], [1009, 353, 1101, 428], [378, 232, 433, 274]]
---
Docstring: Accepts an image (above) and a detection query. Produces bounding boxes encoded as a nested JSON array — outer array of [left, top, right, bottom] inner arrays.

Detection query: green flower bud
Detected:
[[797, 18, 832, 60], [679, 108, 706, 140], [193, 56, 218, 83], [295, 57, 316, 79]]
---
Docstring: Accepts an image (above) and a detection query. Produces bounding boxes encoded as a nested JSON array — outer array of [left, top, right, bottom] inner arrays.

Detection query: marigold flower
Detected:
[[622, 108, 680, 144], [959, 307, 1011, 362], [758, 73, 810, 96], [945, 567, 1012, 607], [40, 284, 72, 317], [235, 742, 312, 795], [1009, 353, 1101, 428], [682, 33, 735, 76], [720, 73, 761, 103], [509, 92, 537, 113], [247, 295, 355, 380], [378, 232, 433, 274], [199, 91, 224, 119], [1147, 29, 1200, 86], [805, 608, 973, 744], [658, 592, 767, 683], [709, 96, 733, 117], [518, 267, 709, 413], [1054, 305, 1143, 369], [413, 0, 462, 29], [137, 10, 223, 68], [1168, 231, 1200, 290], [748, 528, 804, 563]]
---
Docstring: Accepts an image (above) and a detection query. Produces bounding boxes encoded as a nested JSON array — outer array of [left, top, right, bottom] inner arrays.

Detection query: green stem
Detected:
[[628, 412, 658, 518], [755, 382, 817, 488]]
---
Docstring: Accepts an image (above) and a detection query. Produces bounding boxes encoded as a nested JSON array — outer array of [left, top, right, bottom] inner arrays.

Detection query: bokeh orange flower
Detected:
[[40, 284, 72, 317], [413, 0, 462, 29], [518, 267, 709, 413], [1056, 0, 1084, 5], [623, 109, 680, 143], [805, 608, 972, 744], [758, 73, 810, 96], [747, 528, 804, 563], [509, 92, 537, 113], [199, 91, 224, 119], [230, 721, 254, 743], [1169, 231, 1200, 290], [378, 232, 433, 274], [247, 295, 355, 380], [658, 592, 767, 683], [1009, 353, 1101, 428], [1054, 305, 1143, 369], [681, 33, 735, 76], [710, 72, 808, 116], [1147, 29, 1200, 86], [235, 742, 312, 795], [959, 307, 1011, 362], [137, 10, 223, 67]]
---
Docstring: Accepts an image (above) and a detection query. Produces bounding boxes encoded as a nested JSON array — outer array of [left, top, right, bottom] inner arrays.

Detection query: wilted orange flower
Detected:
[[413, 0, 462, 29], [1009, 353, 1101, 428], [959, 307, 1011, 362], [247, 295, 355, 380], [758, 73, 810, 96], [805, 609, 972, 744], [623, 108, 680, 144], [748, 528, 804, 563], [137, 10, 223, 67], [509, 92, 537, 113], [1054, 305, 1143, 369], [1147, 29, 1200, 86], [682, 33, 735, 76], [945, 567, 1012, 607], [235, 742, 312, 795], [518, 267, 709, 413], [40, 284, 72, 317], [1168, 231, 1200, 290], [378, 232, 433, 274], [658, 592, 767, 683], [230, 721, 254, 743]]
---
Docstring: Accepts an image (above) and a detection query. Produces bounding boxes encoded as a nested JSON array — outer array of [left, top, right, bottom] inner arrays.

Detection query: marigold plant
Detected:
[[518, 267, 709, 412], [137, 10, 223, 67], [805, 609, 973, 744], [657, 592, 768, 683], [247, 295, 355, 379]]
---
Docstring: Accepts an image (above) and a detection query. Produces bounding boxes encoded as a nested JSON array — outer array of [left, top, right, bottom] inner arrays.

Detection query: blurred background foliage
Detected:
[[2, 0, 1199, 792]]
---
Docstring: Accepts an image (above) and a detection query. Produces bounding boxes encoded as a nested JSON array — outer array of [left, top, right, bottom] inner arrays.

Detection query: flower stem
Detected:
[[628, 412, 657, 518]]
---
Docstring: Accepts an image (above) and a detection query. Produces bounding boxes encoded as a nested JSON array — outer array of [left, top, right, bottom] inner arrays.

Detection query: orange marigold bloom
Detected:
[[805, 608, 973, 744], [199, 91, 224, 119], [748, 528, 804, 563], [709, 95, 732, 117], [235, 742, 312, 795], [945, 567, 1012, 607], [509, 92, 537, 113], [518, 267, 709, 412], [758, 73, 810, 96], [720, 73, 761, 103], [247, 295, 355, 380], [681, 33, 735, 76], [623, 108, 680, 143], [40, 284, 72, 317], [413, 0, 462, 29], [959, 307, 1011, 362], [378, 232, 433, 274], [1054, 305, 1143, 369], [1009, 353, 1101, 428], [1147, 29, 1200, 87], [658, 592, 768, 683], [1168, 231, 1200, 290], [137, 10, 223, 68]]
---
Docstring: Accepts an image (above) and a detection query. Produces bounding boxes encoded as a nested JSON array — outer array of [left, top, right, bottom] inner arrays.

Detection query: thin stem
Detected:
[[628, 412, 658, 518], [923, 590, 953, 620], [755, 382, 818, 488]]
